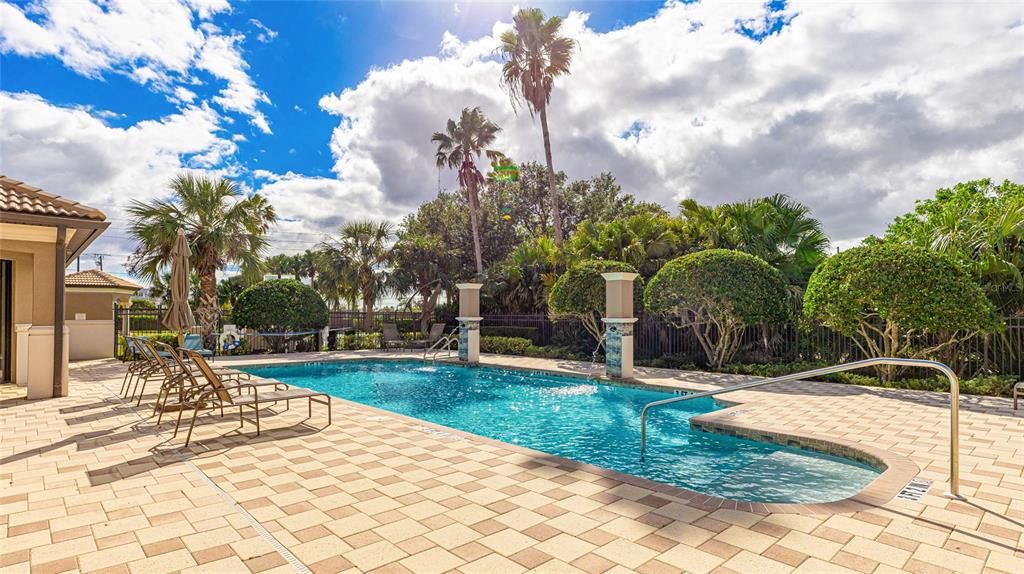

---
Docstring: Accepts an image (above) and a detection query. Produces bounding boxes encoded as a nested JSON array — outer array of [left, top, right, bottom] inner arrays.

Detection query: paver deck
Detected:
[[1, 351, 1022, 574]]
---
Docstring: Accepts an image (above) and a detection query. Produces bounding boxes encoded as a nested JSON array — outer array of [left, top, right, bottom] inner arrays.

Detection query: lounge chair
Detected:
[[120, 336, 152, 396], [1015, 382, 1023, 410], [182, 333, 215, 360], [413, 323, 447, 348], [381, 323, 407, 351], [175, 349, 331, 446], [153, 343, 279, 424], [129, 338, 245, 406]]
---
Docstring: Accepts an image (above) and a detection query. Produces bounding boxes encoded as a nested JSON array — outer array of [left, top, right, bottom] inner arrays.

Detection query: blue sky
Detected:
[[2, 1, 665, 194], [1, 0, 1021, 280]]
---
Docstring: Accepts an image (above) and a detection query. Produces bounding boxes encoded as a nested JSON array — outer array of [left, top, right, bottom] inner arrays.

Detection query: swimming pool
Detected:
[[242, 360, 880, 503]]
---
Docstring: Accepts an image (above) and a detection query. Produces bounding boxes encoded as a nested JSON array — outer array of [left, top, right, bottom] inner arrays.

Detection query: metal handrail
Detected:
[[639, 357, 964, 499], [424, 328, 460, 361]]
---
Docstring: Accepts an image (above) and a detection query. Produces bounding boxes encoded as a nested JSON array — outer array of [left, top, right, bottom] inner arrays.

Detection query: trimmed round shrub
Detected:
[[548, 259, 643, 344], [233, 279, 329, 351], [804, 243, 997, 379], [645, 249, 789, 367]]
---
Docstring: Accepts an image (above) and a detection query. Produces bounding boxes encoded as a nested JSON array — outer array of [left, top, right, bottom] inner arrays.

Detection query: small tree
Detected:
[[548, 259, 642, 346], [803, 243, 997, 380], [233, 279, 329, 352], [645, 249, 789, 368]]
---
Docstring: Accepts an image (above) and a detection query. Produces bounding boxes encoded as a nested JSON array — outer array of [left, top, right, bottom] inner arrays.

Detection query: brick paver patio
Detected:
[[1, 352, 1021, 574]]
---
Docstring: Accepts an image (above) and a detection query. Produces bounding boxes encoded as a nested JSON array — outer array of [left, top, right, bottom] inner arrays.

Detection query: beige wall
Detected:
[[66, 292, 115, 320], [67, 320, 114, 360], [1, 237, 58, 383]]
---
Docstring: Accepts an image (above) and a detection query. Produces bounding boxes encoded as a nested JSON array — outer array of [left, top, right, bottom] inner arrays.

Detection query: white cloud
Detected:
[[251, 171, 406, 252], [0, 91, 238, 274], [0, 0, 271, 133], [196, 30, 272, 133], [186, 0, 231, 20], [318, 1, 1024, 244], [249, 18, 278, 43]]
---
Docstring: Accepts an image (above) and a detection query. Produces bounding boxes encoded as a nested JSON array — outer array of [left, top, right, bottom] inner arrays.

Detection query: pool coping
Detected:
[[231, 353, 921, 515]]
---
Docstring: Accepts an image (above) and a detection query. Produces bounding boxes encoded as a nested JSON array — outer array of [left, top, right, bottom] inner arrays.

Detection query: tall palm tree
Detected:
[[319, 221, 393, 331], [127, 174, 276, 341], [432, 107, 504, 275], [499, 7, 577, 247]]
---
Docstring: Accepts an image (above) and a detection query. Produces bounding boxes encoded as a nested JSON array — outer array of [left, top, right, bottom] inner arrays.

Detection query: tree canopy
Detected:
[[548, 259, 642, 345], [884, 179, 1024, 314], [645, 249, 789, 367], [804, 243, 998, 379]]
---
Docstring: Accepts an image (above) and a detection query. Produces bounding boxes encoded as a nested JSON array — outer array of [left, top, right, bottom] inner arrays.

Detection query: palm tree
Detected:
[[295, 249, 320, 283], [319, 221, 393, 331], [680, 195, 829, 287], [265, 254, 293, 279], [127, 174, 276, 341], [432, 107, 504, 275], [499, 7, 577, 247]]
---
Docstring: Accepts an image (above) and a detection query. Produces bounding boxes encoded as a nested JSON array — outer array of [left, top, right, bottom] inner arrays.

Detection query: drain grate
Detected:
[[896, 478, 932, 502], [419, 426, 464, 441]]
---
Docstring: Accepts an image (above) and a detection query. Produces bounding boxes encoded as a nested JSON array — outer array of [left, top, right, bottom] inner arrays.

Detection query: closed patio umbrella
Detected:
[[162, 228, 194, 340]]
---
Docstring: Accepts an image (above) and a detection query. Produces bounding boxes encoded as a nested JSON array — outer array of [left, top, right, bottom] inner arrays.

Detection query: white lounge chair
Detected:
[[1014, 382, 1022, 410]]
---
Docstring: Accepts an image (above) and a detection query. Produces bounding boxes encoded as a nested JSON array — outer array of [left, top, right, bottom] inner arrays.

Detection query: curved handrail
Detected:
[[424, 328, 460, 361], [639, 357, 964, 499]]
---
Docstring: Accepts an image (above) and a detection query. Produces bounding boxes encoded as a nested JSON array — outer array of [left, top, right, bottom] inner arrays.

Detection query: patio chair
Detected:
[[182, 333, 215, 360], [175, 349, 332, 446], [408, 322, 447, 350], [153, 343, 280, 424], [1015, 382, 1022, 410], [381, 323, 407, 352], [120, 336, 152, 396], [129, 339, 246, 406]]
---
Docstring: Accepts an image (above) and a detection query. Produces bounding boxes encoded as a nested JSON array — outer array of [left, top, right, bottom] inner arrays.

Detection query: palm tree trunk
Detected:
[[196, 254, 219, 346], [540, 105, 564, 246], [467, 182, 484, 275], [361, 288, 375, 332]]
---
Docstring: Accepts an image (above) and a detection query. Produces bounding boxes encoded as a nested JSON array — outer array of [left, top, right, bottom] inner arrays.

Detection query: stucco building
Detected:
[[0, 176, 110, 398]]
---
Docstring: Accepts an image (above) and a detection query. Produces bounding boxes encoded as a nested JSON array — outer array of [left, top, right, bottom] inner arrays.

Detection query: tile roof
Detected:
[[65, 269, 142, 291], [0, 175, 106, 221]]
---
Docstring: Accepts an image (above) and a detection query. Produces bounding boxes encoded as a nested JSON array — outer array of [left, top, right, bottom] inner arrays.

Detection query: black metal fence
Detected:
[[112, 306, 1024, 378]]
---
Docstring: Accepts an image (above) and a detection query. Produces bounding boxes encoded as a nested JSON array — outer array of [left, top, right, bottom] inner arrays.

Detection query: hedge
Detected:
[[480, 336, 532, 355]]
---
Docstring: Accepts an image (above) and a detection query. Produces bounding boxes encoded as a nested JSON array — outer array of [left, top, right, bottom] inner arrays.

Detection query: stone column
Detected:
[[455, 283, 482, 364], [117, 296, 133, 339], [602, 273, 639, 379]]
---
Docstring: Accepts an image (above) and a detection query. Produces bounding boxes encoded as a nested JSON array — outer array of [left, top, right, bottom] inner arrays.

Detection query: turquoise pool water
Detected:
[[242, 360, 880, 503]]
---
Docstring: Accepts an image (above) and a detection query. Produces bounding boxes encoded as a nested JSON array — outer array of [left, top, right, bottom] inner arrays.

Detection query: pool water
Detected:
[[242, 360, 880, 503]]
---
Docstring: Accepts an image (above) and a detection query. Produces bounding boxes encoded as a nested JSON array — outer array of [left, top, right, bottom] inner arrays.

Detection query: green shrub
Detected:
[[117, 332, 180, 359], [130, 298, 157, 310], [548, 259, 642, 345], [523, 345, 585, 361], [480, 336, 532, 355], [803, 244, 998, 380], [645, 249, 788, 368], [338, 332, 383, 350], [480, 326, 541, 342], [233, 279, 328, 352]]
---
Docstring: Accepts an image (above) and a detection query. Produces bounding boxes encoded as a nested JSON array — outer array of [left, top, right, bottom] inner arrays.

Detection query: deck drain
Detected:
[[896, 478, 932, 502], [724, 409, 750, 418], [418, 426, 464, 441]]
